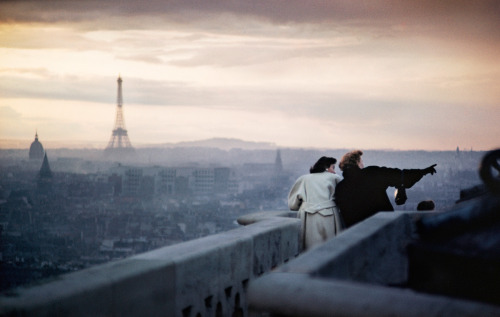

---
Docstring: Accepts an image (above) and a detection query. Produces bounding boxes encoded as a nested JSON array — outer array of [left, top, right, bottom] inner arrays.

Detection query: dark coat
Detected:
[[335, 166, 426, 228]]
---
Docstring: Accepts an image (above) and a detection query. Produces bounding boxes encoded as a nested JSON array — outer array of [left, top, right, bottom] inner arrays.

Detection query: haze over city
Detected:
[[1, 1, 499, 151]]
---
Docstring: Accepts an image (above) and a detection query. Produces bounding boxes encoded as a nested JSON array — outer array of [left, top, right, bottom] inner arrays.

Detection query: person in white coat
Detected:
[[288, 156, 344, 250]]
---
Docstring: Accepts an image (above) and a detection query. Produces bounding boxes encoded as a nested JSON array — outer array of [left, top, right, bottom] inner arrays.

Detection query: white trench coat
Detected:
[[288, 172, 344, 249]]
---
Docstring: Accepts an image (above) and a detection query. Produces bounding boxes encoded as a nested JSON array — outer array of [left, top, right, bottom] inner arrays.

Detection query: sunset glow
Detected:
[[1, 1, 499, 151]]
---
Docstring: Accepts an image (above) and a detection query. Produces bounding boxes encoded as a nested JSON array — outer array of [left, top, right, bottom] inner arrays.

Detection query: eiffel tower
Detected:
[[104, 76, 135, 158]]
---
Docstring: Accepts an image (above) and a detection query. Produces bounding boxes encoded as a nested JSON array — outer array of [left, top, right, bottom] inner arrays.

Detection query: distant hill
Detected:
[[153, 138, 278, 151], [0, 137, 278, 151]]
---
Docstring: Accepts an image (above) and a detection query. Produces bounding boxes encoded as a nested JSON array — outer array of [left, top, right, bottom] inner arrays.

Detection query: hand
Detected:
[[424, 164, 437, 175]]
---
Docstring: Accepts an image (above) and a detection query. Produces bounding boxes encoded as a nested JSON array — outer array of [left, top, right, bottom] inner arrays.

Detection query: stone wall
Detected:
[[0, 211, 301, 317], [248, 212, 500, 317]]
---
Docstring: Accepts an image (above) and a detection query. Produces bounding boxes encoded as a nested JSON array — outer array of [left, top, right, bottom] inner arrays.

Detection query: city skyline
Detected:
[[1, 1, 499, 151]]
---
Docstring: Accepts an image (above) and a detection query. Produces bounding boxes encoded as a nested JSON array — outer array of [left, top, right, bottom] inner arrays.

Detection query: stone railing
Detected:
[[0, 211, 300, 317], [248, 211, 500, 317]]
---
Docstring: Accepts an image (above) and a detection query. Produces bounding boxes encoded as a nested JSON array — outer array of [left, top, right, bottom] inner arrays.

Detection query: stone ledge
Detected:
[[248, 272, 500, 317], [248, 211, 500, 317], [0, 213, 301, 317], [237, 210, 296, 226]]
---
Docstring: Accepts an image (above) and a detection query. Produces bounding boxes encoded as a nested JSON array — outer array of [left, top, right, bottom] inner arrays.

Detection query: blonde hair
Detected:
[[339, 150, 363, 171]]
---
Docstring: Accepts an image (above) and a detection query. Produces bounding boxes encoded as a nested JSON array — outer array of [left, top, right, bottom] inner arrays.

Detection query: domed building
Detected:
[[29, 132, 45, 160]]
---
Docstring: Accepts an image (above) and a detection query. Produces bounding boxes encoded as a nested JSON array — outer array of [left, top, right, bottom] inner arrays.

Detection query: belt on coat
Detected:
[[301, 200, 337, 216]]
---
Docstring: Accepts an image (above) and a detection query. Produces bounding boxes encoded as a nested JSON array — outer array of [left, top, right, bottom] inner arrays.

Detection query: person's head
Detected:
[[310, 156, 337, 174], [417, 200, 435, 211], [339, 150, 364, 171]]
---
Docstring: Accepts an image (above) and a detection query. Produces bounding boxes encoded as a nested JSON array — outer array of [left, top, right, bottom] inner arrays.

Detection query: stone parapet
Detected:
[[248, 211, 500, 317], [0, 211, 300, 317]]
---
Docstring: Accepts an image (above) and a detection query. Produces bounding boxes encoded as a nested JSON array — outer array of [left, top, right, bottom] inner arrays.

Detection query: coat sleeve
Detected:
[[401, 168, 427, 188], [373, 167, 425, 188], [366, 166, 426, 189], [288, 176, 305, 211], [365, 166, 402, 188]]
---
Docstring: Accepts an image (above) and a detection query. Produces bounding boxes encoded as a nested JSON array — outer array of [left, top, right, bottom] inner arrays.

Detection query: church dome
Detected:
[[29, 132, 44, 160]]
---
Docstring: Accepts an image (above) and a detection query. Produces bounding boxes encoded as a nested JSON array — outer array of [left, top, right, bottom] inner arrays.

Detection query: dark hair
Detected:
[[310, 156, 337, 174], [417, 200, 435, 211], [339, 150, 363, 171]]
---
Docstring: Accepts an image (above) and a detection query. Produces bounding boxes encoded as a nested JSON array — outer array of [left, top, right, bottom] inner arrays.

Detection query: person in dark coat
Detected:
[[334, 150, 437, 228]]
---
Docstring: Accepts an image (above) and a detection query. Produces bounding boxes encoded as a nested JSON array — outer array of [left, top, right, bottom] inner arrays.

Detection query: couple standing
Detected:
[[288, 150, 437, 250]]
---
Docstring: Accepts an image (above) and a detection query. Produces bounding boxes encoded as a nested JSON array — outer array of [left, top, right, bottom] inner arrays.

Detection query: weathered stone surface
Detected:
[[0, 214, 301, 317], [249, 272, 500, 317], [248, 212, 500, 317]]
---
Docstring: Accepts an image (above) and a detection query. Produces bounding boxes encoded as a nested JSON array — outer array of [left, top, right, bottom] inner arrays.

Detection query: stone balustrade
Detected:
[[0, 211, 300, 317]]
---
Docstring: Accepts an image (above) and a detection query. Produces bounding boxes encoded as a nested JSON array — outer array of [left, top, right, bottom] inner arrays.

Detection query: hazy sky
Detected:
[[1, 0, 499, 150]]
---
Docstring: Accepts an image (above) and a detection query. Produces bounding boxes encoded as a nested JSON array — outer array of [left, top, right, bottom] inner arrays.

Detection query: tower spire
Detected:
[[37, 152, 53, 195], [105, 76, 134, 157], [39, 152, 53, 179], [274, 149, 283, 174]]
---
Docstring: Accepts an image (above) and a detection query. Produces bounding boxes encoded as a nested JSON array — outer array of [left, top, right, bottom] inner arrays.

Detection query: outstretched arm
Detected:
[[403, 164, 437, 188]]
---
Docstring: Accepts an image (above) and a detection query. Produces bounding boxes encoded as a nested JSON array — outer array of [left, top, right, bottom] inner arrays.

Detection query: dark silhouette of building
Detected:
[[104, 76, 134, 158], [29, 131, 44, 160], [274, 149, 283, 174], [37, 152, 53, 195], [270, 149, 290, 199]]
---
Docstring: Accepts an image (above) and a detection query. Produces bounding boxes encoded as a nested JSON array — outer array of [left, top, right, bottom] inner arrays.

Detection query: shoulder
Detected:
[[361, 166, 381, 176], [362, 166, 401, 182], [293, 173, 313, 184], [293, 174, 308, 182], [332, 173, 342, 181], [318, 172, 339, 179], [320, 172, 343, 183], [363, 165, 399, 174], [364, 165, 382, 171]]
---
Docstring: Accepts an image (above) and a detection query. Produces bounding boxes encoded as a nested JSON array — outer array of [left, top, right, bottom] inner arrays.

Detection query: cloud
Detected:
[[0, 74, 107, 102], [2, 1, 498, 86], [0, 24, 103, 51], [0, 67, 53, 77], [0, 105, 21, 119], [1, 1, 498, 68], [1, 70, 498, 125], [0, 105, 32, 138], [1, 1, 499, 41], [1, 0, 499, 151]]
